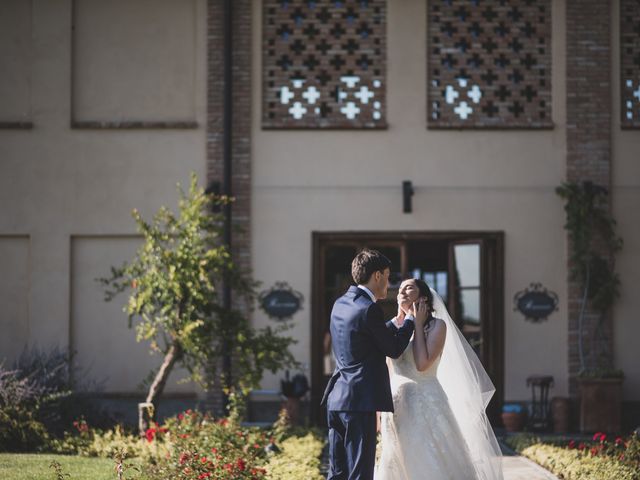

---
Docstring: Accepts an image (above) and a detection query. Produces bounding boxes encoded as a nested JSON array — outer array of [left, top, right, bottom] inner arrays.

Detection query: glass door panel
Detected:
[[451, 242, 483, 359]]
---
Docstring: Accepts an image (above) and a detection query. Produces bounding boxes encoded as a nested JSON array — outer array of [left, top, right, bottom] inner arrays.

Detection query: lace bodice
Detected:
[[390, 339, 440, 379]]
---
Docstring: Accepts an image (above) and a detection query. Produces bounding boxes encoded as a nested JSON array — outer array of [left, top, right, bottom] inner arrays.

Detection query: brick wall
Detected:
[[205, 0, 252, 415], [565, 0, 612, 397]]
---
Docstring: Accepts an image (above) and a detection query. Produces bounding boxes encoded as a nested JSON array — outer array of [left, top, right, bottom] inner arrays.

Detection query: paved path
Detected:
[[320, 441, 560, 479], [501, 450, 559, 480]]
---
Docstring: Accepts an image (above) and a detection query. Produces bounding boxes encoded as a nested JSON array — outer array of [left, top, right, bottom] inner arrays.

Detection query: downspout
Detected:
[[222, 0, 233, 411]]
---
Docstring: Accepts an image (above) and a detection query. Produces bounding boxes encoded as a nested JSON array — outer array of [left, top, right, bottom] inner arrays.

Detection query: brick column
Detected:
[[565, 0, 612, 397], [205, 0, 252, 414]]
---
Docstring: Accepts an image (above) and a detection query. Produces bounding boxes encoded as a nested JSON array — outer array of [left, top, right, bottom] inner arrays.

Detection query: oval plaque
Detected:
[[259, 282, 303, 320], [514, 283, 558, 322]]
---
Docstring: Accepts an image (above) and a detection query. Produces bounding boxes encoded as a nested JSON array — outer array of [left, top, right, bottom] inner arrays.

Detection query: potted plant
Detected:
[[501, 403, 527, 432], [280, 370, 309, 425], [556, 181, 624, 433]]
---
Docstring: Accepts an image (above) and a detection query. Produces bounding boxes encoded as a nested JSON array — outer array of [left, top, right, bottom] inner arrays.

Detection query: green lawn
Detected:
[[0, 453, 124, 480]]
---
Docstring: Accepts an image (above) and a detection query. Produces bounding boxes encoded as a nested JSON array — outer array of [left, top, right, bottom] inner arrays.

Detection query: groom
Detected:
[[321, 249, 415, 480]]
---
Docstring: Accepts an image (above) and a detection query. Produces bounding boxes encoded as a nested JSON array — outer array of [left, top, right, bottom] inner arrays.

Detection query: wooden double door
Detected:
[[311, 231, 504, 425]]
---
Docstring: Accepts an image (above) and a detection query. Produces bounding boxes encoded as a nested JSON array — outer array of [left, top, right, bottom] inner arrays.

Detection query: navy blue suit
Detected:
[[321, 286, 414, 480]]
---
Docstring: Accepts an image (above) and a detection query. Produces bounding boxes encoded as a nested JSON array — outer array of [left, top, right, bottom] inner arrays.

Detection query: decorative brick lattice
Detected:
[[621, 0, 640, 128], [428, 0, 552, 128], [263, 0, 386, 128]]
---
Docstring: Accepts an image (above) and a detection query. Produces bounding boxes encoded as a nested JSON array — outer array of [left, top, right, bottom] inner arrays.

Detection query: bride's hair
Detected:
[[412, 278, 435, 316]]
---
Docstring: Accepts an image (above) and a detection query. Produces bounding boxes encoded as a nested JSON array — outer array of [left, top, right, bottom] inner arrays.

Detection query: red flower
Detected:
[[253, 443, 260, 449], [178, 413, 184, 421], [179, 433, 190, 439], [593, 432, 603, 441], [615, 437, 623, 446], [590, 447, 598, 456], [211, 447, 218, 454], [600, 433, 607, 442], [200, 456, 208, 464], [145, 428, 156, 443], [578, 442, 586, 450], [619, 454, 625, 461], [568, 440, 576, 449], [198, 474, 211, 479], [179, 452, 189, 465], [236, 458, 246, 471]]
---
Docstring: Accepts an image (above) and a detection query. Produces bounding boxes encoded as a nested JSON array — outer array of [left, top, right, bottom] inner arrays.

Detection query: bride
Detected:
[[376, 278, 503, 480]]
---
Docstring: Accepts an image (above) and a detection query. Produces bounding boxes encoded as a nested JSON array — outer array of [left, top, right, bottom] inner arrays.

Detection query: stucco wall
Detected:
[[250, 0, 571, 401], [0, 0, 208, 394]]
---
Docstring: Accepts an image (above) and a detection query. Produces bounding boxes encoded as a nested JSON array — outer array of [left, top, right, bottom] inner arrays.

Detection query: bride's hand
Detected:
[[413, 300, 428, 327]]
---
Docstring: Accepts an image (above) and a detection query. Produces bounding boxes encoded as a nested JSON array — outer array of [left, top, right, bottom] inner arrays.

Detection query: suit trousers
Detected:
[[327, 410, 377, 480]]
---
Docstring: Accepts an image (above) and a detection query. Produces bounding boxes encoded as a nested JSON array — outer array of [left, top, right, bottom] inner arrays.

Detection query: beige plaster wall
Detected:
[[0, 236, 30, 363], [611, 1, 640, 401], [0, 0, 207, 394], [0, 0, 31, 122], [73, 0, 198, 122], [251, 0, 570, 401]]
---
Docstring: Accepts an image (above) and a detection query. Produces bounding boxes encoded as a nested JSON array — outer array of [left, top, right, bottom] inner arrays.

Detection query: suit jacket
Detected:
[[320, 286, 415, 412]]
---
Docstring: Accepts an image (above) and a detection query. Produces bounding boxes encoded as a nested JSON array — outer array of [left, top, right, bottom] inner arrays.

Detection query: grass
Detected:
[[0, 453, 126, 480]]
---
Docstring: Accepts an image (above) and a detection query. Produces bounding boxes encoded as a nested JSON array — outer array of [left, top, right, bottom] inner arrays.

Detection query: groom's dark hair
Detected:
[[351, 248, 392, 284]]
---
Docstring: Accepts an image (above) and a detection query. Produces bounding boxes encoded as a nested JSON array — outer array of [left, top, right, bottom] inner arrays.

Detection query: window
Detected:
[[428, 0, 552, 128], [621, 0, 640, 128], [263, 0, 386, 128]]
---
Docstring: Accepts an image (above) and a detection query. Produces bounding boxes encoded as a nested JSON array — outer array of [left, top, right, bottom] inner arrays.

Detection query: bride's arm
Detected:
[[412, 316, 446, 372]]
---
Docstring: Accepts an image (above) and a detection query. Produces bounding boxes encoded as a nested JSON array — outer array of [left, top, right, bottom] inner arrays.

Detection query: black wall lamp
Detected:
[[402, 180, 414, 213]]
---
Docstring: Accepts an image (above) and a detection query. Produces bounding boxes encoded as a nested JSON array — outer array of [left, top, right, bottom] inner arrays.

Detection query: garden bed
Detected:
[[504, 432, 640, 480], [1, 409, 326, 480]]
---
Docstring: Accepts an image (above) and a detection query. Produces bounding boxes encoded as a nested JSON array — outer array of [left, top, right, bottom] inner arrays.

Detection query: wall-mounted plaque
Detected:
[[514, 283, 558, 323], [259, 281, 303, 320]]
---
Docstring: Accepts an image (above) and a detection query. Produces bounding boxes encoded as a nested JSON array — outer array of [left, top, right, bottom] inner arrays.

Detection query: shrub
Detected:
[[0, 347, 115, 452], [0, 364, 51, 451], [49, 421, 167, 462], [263, 432, 325, 480], [0, 403, 49, 452], [146, 410, 271, 480]]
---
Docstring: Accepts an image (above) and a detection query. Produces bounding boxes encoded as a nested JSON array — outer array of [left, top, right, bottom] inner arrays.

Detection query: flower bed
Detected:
[[505, 432, 640, 480], [48, 409, 325, 480]]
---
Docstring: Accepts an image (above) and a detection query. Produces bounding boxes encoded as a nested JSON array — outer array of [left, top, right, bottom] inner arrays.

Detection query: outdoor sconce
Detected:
[[402, 180, 414, 213]]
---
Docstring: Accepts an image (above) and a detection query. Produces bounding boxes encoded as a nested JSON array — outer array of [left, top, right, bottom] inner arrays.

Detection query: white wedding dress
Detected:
[[376, 342, 477, 479], [376, 289, 503, 480]]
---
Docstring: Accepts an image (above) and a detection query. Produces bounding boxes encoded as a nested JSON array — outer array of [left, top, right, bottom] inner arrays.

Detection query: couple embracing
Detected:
[[321, 249, 503, 480]]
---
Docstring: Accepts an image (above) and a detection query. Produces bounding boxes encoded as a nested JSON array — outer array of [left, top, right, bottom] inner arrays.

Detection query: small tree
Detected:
[[100, 174, 297, 434], [556, 181, 623, 375]]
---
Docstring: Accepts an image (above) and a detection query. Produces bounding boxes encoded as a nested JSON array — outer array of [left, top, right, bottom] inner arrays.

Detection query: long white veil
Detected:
[[431, 288, 503, 480]]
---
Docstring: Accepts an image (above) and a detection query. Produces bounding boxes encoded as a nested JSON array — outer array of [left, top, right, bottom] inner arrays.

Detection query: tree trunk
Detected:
[[138, 342, 182, 436]]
